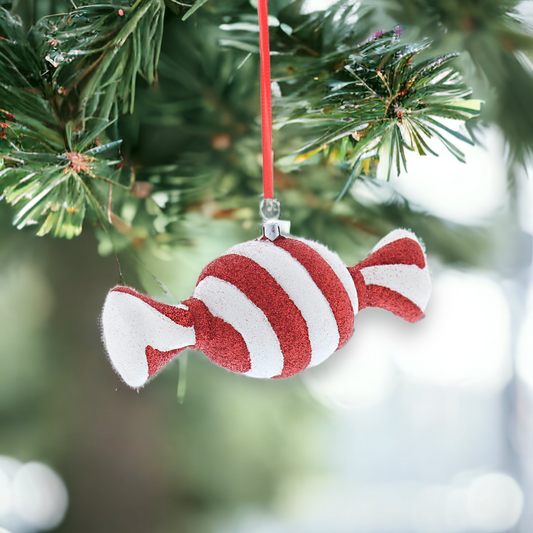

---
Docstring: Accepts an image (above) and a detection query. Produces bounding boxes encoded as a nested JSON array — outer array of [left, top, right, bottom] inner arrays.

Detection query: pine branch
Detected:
[[383, 0, 533, 163], [0, 0, 485, 255], [278, 30, 481, 194], [222, 11, 481, 196], [0, 1, 172, 238]]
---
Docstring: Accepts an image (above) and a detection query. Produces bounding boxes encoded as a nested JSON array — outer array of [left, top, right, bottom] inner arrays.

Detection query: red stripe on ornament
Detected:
[[365, 285, 424, 323], [185, 298, 251, 374], [111, 288, 252, 376], [197, 254, 312, 378], [146, 346, 186, 377], [111, 286, 191, 326], [349, 269, 367, 311], [355, 238, 426, 270], [273, 237, 355, 349]]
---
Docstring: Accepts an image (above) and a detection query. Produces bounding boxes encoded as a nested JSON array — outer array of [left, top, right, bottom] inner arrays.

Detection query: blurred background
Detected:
[[2, 0, 533, 532]]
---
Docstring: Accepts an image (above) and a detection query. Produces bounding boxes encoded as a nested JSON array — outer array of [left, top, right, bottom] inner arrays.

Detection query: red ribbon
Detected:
[[258, 0, 274, 200]]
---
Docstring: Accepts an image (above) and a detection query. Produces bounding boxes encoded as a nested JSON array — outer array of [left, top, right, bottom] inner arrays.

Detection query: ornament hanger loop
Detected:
[[260, 197, 281, 240], [259, 197, 280, 222]]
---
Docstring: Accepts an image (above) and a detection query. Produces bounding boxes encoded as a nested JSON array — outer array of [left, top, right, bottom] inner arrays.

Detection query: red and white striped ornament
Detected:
[[101, 228, 431, 388]]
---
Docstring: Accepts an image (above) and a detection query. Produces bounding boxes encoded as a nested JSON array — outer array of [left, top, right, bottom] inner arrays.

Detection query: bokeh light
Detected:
[[390, 127, 507, 225], [517, 263, 533, 389], [13, 463, 68, 531], [0, 469, 11, 517], [304, 323, 394, 410], [0, 457, 21, 521], [305, 269, 512, 413], [222, 472, 523, 533], [0, 458, 68, 533], [467, 473, 524, 532], [393, 270, 512, 391]]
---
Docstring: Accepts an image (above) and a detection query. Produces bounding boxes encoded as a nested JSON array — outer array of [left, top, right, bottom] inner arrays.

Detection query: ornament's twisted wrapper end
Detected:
[[349, 229, 431, 323], [100, 287, 196, 389]]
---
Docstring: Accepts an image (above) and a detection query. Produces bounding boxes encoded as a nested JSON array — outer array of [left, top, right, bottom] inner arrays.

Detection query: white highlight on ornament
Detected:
[[360, 264, 431, 310], [297, 237, 359, 320], [102, 291, 195, 388], [194, 276, 284, 378], [12, 462, 69, 531], [228, 240, 339, 367]]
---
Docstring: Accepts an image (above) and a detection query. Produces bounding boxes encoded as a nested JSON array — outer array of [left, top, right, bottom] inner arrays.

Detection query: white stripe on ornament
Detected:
[[194, 276, 284, 378], [102, 291, 195, 388], [228, 240, 339, 367], [371, 228, 422, 253], [297, 237, 359, 320], [360, 264, 431, 311]]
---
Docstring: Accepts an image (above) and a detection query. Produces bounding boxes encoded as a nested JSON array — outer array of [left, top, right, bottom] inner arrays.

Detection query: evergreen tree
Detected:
[[2, 0, 525, 269]]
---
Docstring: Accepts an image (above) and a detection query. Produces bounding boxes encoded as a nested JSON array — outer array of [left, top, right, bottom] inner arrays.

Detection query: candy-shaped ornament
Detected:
[[101, 223, 431, 389]]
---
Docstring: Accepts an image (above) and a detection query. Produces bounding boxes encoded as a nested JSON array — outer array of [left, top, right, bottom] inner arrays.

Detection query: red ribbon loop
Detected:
[[258, 0, 274, 200]]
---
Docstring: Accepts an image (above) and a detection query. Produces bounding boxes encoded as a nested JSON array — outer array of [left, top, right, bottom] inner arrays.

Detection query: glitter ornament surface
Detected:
[[101, 229, 431, 389]]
